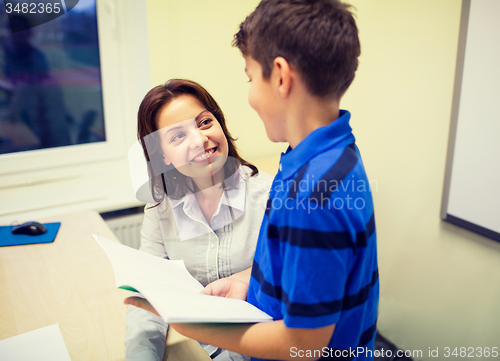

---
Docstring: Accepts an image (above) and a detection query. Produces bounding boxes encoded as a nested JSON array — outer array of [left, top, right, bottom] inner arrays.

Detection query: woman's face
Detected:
[[156, 94, 229, 180]]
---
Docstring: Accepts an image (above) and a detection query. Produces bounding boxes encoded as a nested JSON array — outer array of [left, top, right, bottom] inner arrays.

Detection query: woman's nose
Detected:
[[190, 129, 208, 148]]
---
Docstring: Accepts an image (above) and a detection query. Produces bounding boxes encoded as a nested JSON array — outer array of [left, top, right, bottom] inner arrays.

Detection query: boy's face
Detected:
[[244, 56, 286, 143]]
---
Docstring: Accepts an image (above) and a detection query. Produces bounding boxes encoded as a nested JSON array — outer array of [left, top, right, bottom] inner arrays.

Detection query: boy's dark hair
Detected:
[[233, 0, 360, 99]]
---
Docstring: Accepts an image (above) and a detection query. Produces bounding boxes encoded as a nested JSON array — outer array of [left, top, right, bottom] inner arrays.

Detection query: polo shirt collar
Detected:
[[280, 110, 354, 180]]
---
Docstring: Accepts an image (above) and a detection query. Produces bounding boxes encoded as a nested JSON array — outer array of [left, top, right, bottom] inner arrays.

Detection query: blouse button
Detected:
[[211, 243, 215, 249]]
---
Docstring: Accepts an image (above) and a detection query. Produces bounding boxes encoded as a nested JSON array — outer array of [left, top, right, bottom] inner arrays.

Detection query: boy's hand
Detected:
[[124, 296, 160, 317]]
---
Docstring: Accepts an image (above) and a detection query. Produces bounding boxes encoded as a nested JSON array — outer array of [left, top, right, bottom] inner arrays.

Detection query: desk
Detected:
[[0, 210, 210, 361]]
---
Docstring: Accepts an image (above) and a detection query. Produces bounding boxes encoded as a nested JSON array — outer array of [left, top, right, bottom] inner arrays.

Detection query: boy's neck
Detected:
[[285, 90, 340, 149]]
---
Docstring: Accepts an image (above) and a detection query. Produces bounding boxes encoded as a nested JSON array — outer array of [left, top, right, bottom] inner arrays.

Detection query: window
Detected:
[[0, 0, 106, 155], [0, 0, 150, 220]]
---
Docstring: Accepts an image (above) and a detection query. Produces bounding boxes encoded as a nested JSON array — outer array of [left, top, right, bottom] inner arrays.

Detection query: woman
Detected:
[[125, 79, 271, 361]]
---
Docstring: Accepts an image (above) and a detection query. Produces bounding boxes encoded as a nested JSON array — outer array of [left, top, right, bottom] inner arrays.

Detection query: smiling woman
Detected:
[[138, 79, 257, 202], [156, 98, 229, 187], [125, 78, 272, 361]]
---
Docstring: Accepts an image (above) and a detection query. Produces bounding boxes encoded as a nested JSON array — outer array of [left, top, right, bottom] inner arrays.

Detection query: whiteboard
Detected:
[[441, 0, 500, 242]]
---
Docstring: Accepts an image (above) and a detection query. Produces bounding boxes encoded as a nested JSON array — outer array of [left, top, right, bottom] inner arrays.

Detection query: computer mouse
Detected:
[[11, 221, 47, 236]]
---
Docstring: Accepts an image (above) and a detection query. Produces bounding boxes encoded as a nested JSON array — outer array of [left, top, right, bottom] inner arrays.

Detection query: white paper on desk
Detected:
[[0, 324, 71, 361], [93, 233, 273, 323]]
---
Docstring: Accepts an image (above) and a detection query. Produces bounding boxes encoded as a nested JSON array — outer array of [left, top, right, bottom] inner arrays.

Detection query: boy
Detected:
[[127, 0, 379, 360]]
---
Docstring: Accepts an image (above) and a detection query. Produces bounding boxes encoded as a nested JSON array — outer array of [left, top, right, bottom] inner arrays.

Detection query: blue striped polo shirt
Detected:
[[247, 110, 379, 361]]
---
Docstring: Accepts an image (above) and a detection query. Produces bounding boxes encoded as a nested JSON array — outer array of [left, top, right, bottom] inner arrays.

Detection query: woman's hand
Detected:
[[201, 277, 249, 300], [201, 267, 252, 300]]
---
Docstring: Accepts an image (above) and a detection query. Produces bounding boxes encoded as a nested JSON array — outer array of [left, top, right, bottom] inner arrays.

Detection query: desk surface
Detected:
[[0, 211, 130, 360], [0, 210, 211, 361]]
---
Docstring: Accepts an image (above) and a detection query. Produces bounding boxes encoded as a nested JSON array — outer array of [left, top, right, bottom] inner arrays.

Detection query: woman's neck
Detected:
[[191, 169, 225, 224], [190, 165, 225, 192]]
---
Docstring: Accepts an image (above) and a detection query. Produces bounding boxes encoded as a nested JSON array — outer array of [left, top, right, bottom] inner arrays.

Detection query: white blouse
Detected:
[[125, 166, 272, 361]]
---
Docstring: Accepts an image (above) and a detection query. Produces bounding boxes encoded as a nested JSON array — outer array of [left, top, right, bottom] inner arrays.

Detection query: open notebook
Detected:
[[93, 233, 272, 323]]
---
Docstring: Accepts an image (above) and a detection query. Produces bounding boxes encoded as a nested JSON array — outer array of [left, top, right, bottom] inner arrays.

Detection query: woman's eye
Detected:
[[199, 118, 213, 128], [171, 133, 185, 142]]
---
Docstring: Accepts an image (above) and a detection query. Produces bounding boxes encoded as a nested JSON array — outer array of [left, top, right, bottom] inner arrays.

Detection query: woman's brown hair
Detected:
[[137, 79, 258, 204]]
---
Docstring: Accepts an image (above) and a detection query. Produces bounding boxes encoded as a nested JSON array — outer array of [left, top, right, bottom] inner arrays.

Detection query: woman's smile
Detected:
[[191, 146, 218, 163]]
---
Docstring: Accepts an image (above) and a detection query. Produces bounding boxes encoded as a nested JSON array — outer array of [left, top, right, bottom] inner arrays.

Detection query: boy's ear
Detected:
[[273, 56, 292, 98]]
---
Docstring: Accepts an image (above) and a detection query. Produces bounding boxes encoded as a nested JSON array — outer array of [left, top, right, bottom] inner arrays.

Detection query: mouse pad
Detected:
[[0, 222, 61, 247]]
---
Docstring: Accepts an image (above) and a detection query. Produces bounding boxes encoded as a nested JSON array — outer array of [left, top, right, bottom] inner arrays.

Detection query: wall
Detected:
[[345, 0, 500, 357], [146, 0, 500, 359]]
